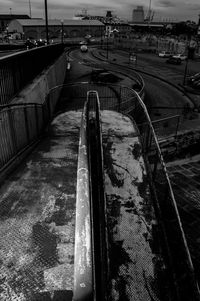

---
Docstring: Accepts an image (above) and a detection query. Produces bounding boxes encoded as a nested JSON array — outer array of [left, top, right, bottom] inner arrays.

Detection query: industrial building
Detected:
[[132, 6, 144, 23], [8, 19, 104, 40], [0, 14, 30, 33]]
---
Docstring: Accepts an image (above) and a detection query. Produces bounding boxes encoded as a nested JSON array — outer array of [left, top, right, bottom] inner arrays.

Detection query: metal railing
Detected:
[[59, 82, 199, 300], [0, 81, 199, 299], [74, 90, 108, 301], [0, 91, 58, 173], [0, 44, 65, 105], [90, 48, 145, 99]]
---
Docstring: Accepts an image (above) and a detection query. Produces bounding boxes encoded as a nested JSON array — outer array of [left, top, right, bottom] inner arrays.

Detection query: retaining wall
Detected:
[[12, 51, 67, 105]]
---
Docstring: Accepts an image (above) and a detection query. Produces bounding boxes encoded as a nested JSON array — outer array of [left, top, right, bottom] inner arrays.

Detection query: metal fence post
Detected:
[[24, 106, 30, 143], [8, 107, 17, 151], [34, 104, 39, 135], [47, 94, 51, 119], [119, 86, 122, 112]]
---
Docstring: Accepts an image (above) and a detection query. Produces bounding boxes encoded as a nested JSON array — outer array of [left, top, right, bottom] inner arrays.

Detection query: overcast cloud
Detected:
[[1, 0, 200, 22]]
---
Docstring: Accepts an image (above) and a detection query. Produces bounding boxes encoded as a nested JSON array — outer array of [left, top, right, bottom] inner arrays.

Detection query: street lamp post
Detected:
[[183, 37, 191, 86], [28, 0, 32, 18], [183, 57, 189, 86], [105, 28, 110, 59], [6, 26, 9, 43], [44, 0, 49, 44], [61, 20, 64, 44]]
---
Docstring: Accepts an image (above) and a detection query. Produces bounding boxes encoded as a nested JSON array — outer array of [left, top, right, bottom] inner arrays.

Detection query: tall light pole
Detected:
[[183, 31, 191, 86], [106, 33, 108, 59], [28, 0, 32, 18], [61, 19, 64, 44], [44, 0, 49, 44]]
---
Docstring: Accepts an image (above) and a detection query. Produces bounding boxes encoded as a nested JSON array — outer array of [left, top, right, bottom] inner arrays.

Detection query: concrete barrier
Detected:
[[12, 52, 67, 105]]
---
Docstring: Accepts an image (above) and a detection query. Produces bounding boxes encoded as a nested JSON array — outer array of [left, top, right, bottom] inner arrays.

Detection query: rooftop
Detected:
[[14, 19, 104, 27]]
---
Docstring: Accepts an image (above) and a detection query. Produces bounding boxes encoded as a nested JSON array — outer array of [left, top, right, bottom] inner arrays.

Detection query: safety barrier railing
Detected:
[[0, 44, 65, 105], [1, 81, 199, 299], [0, 90, 58, 173], [74, 90, 108, 301], [90, 48, 145, 99], [57, 82, 199, 300], [132, 90, 200, 301]]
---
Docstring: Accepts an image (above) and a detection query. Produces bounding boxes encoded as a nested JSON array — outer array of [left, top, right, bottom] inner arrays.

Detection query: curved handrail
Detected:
[[74, 90, 108, 300], [74, 102, 93, 300], [58, 82, 199, 299]]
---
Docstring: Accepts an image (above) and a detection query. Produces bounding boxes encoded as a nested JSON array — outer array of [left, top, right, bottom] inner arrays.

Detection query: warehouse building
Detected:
[[8, 19, 105, 40], [0, 14, 30, 32]]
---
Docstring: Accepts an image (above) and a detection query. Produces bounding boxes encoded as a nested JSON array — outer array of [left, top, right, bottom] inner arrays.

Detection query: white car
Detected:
[[80, 45, 88, 52], [158, 51, 172, 58], [172, 54, 187, 61]]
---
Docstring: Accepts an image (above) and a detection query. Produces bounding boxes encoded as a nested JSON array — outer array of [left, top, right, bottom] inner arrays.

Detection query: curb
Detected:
[[94, 48, 195, 109]]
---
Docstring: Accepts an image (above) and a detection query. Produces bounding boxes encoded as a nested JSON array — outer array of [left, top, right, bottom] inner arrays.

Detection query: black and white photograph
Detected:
[[0, 0, 200, 300]]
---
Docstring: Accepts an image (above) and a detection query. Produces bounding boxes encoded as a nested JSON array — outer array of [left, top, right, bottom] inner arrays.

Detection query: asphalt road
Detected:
[[90, 48, 193, 119], [136, 52, 200, 77]]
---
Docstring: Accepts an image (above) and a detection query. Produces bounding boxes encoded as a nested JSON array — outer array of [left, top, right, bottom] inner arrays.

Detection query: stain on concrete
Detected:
[[102, 110, 170, 301]]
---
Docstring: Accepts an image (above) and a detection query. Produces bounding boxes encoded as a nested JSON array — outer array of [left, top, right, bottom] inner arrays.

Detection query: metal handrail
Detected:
[[74, 90, 108, 301], [0, 93, 54, 173], [74, 101, 93, 300], [60, 82, 199, 300]]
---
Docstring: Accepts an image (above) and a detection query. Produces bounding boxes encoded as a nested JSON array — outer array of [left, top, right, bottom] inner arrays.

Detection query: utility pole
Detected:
[[44, 0, 49, 44], [61, 20, 64, 44], [28, 0, 32, 18], [106, 34, 108, 59], [183, 33, 191, 86]]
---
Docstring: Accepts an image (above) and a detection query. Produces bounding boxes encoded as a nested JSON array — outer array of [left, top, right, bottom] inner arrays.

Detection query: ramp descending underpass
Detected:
[[0, 84, 199, 300]]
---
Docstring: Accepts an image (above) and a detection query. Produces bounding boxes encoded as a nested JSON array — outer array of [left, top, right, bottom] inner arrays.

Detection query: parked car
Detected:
[[158, 51, 172, 58], [187, 72, 200, 85], [25, 39, 36, 49], [35, 39, 46, 47], [166, 57, 182, 65], [172, 54, 187, 60]]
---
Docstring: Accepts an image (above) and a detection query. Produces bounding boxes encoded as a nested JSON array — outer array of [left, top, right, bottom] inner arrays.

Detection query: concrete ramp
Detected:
[[0, 111, 81, 300], [102, 111, 170, 301]]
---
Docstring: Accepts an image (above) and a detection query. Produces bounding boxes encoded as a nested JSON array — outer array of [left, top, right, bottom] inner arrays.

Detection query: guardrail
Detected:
[[133, 92, 200, 300], [0, 91, 58, 174], [74, 90, 108, 301], [90, 48, 145, 100], [0, 81, 199, 299], [58, 82, 199, 300], [0, 43, 65, 105]]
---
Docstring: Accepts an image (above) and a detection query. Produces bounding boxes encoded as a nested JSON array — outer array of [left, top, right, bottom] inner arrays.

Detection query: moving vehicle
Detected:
[[166, 57, 182, 65], [80, 44, 88, 52], [158, 51, 172, 58], [172, 53, 187, 60]]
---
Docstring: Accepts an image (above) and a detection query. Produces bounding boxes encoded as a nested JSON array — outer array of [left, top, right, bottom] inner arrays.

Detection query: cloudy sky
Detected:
[[1, 0, 200, 22]]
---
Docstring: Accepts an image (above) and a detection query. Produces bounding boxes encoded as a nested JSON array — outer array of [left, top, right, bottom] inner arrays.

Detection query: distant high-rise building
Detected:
[[198, 13, 200, 36], [132, 6, 144, 22], [106, 11, 113, 19]]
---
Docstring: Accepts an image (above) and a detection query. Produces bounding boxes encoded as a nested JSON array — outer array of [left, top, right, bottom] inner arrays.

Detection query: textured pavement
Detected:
[[0, 111, 81, 300]]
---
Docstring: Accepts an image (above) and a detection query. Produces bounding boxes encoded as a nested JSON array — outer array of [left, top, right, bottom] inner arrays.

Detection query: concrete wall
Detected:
[[12, 52, 67, 105]]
